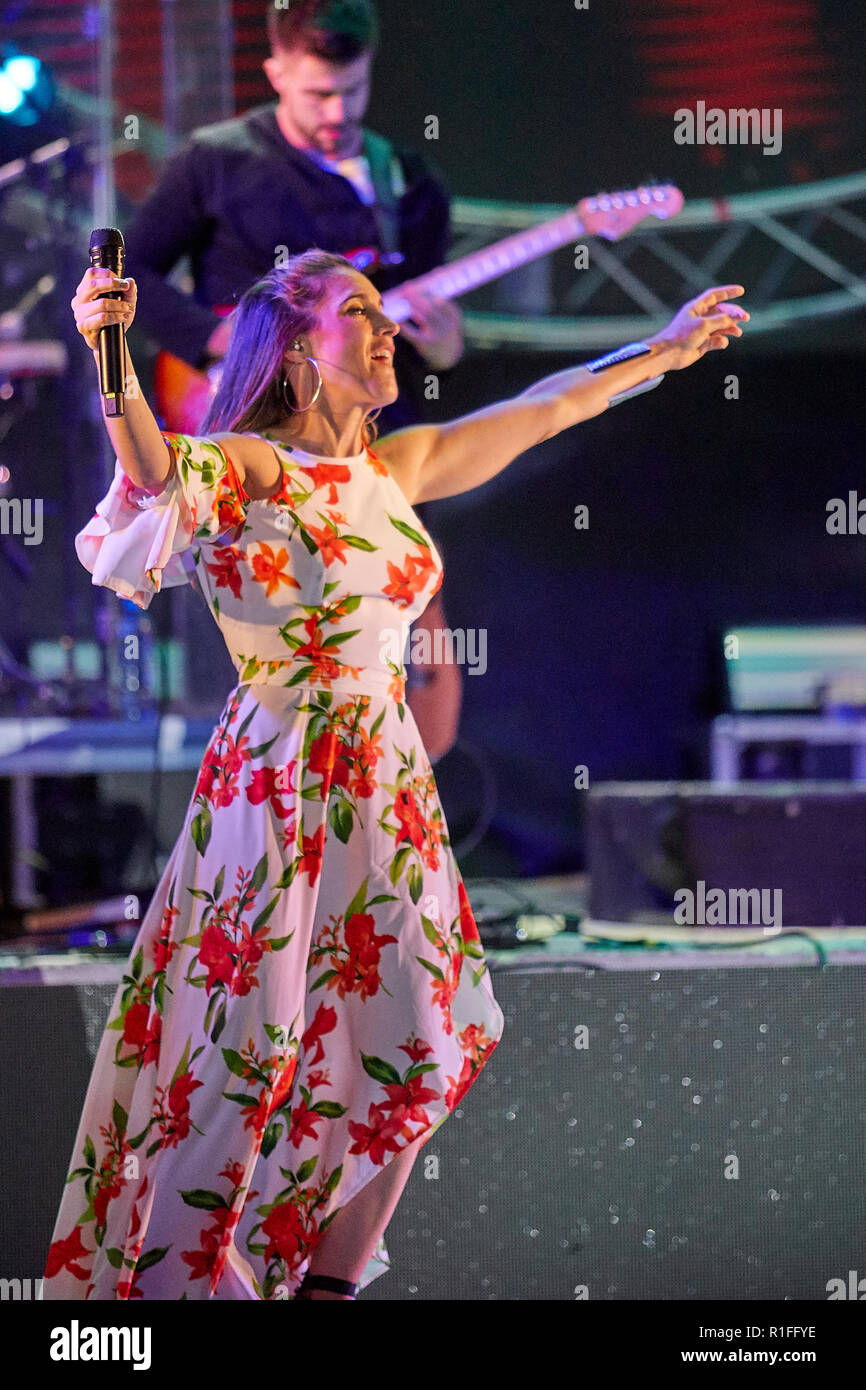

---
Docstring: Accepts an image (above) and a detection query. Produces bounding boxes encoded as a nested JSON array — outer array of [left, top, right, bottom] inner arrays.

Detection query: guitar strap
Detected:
[[361, 129, 404, 261]]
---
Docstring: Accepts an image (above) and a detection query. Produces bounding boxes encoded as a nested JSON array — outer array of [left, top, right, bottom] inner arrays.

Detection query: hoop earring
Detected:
[[363, 407, 382, 443], [282, 357, 322, 413]]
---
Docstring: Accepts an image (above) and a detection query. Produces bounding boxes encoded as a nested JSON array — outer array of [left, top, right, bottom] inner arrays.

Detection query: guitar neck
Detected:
[[383, 207, 586, 319]]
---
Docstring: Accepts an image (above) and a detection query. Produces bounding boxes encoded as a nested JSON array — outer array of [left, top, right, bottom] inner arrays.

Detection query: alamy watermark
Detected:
[[0, 496, 42, 544], [379, 622, 487, 675], [826, 1270, 866, 1299], [674, 880, 782, 927], [49, 1320, 151, 1369], [674, 102, 782, 156], [826, 492, 866, 534], [1, 1276, 42, 1299]]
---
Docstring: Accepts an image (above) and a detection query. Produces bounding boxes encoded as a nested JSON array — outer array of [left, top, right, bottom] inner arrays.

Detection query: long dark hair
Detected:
[[200, 250, 379, 446]]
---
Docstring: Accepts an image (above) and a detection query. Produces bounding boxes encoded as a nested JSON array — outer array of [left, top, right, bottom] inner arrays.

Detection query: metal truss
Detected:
[[450, 172, 866, 350]]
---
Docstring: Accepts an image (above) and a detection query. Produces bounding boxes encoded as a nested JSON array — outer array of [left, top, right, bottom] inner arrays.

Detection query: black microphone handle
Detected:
[[89, 231, 126, 417]]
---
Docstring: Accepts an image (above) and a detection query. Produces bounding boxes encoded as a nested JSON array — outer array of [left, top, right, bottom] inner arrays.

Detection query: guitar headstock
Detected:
[[578, 184, 684, 242]]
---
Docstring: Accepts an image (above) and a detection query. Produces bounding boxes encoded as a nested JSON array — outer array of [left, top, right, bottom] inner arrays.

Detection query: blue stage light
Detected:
[[0, 48, 54, 127], [5, 55, 40, 93], [0, 71, 24, 116]]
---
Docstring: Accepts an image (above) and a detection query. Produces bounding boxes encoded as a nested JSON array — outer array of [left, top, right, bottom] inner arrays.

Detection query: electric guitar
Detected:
[[153, 183, 683, 433]]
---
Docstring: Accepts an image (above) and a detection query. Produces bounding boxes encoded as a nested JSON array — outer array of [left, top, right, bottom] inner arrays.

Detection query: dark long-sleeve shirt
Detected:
[[124, 102, 453, 429]]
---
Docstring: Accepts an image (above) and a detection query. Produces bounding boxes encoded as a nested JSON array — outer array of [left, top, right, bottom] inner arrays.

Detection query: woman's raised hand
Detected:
[[649, 285, 749, 369], [71, 267, 137, 352]]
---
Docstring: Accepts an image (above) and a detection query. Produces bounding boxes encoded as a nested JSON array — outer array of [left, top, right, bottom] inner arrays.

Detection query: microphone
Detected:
[[89, 227, 126, 417]]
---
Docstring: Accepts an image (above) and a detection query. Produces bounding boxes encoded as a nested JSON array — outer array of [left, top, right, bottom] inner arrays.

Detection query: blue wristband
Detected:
[[584, 341, 653, 373], [584, 341, 664, 407]]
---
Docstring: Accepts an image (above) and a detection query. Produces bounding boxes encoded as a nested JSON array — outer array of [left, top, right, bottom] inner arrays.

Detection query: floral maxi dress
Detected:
[[42, 430, 504, 1300]]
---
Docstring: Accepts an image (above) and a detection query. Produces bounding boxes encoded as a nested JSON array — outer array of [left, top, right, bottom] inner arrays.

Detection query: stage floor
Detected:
[[3, 898, 865, 1300]]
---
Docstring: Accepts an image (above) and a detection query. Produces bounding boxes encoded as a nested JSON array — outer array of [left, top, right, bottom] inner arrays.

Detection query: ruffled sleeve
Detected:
[[74, 432, 250, 610]]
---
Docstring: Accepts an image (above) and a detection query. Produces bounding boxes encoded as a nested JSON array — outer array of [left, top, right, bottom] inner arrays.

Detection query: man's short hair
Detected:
[[267, 1, 379, 64]]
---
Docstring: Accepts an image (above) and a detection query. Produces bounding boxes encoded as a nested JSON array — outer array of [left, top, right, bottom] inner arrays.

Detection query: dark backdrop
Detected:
[[422, 348, 866, 875], [364, 0, 866, 201]]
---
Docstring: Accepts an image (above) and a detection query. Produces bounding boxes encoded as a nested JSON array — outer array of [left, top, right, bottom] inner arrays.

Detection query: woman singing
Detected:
[[43, 251, 747, 1300]]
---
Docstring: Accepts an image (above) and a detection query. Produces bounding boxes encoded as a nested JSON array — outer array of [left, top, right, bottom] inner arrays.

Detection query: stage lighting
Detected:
[[0, 47, 54, 127]]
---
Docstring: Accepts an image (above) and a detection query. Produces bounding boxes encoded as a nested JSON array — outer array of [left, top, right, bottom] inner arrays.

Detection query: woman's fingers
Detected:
[[71, 268, 136, 347], [714, 303, 749, 320], [694, 303, 749, 326], [87, 266, 132, 295], [75, 302, 130, 332], [702, 311, 744, 334], [692, 284, 746, 314], [72, 268, 134, 308], [81, 306, 127, 330], [77, 298, 129, 319], [683, 310, 744, 360]]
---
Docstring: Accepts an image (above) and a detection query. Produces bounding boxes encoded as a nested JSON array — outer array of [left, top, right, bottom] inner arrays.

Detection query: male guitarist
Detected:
[[125, 0, 463, 756], [126, 0, 463, 433]]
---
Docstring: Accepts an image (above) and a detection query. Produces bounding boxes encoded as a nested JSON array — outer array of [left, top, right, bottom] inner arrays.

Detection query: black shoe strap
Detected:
[[297, 1273, 358, 1298]]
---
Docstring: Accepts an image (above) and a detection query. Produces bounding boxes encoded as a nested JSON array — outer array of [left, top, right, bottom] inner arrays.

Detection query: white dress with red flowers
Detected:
[[42, 430, 504, 1300]]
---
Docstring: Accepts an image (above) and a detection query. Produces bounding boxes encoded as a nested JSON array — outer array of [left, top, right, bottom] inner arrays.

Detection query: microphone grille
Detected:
[[89, 227, 125, 251]]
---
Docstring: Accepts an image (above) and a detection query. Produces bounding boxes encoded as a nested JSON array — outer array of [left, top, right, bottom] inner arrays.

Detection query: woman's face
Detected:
[[295, 269, 400, 413]]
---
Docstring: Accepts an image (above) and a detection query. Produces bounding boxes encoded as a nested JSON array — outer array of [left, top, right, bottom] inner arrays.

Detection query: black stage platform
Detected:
[[2, 876, 864, 1301]]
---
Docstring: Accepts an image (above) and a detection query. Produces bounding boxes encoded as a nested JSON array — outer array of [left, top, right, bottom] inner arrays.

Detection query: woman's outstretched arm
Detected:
[[377, 285, 748, 505]]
